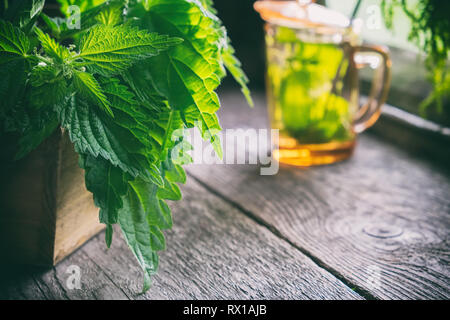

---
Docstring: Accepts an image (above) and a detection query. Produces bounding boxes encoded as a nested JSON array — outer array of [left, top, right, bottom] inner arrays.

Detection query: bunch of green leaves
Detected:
[[380, 0, 450, 115], [0, 0, 251, 292]]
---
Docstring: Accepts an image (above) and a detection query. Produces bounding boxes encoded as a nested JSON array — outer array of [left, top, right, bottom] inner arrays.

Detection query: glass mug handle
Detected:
[[352, 45, 392, 133]]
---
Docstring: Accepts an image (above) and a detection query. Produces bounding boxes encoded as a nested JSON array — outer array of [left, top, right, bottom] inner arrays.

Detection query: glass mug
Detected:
[[255, 1, 391, 166]]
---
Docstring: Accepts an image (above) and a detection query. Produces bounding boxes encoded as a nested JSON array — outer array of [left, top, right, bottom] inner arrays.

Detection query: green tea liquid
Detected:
[[265, 25, 357, 166]]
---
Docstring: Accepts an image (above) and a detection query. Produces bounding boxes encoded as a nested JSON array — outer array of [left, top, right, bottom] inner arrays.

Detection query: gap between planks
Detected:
[[186, 171, 377, 300]]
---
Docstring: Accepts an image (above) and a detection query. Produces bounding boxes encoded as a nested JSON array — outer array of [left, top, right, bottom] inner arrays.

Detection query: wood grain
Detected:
[[186, 92, 450, 300], [0, 177, 362, 300], [1, 91, 448, 300], [53, 131, 104, 264]]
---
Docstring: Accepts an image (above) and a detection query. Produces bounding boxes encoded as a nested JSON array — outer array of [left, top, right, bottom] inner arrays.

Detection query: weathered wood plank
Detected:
[[186, 92, 450, 300], [78, 178, 362, 299], [0, 177, 362, 300], [53, 131, 105, 264], [0, 250, 129, 300], [0, 266, 48, 300]]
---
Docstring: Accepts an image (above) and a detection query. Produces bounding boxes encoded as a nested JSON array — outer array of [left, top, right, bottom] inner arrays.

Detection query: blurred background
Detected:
[[214, 0, 450, 127], [214, 0, 266, 91]]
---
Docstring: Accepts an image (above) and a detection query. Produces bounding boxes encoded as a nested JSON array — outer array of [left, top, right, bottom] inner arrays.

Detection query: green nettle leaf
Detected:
[[81, 154, 129, 246], [57, 0, 106, 16], [199, 0, 253, 106], [200, 0, 218, 14], [35, 28, 70, 61], [381, 0, 449, 115], [106, 71, 186, 163], [99, 77, 172, 171], [40, 13, 66, 37], [31, 80, 68, 110], [15, 110, 59, 160], [30, 64, 60, 86], [157, 175, 182, 201], [121, 66, 169, 110], [1, 0, 45, 32], [222, 42, 254, 107], [153, 109, 185, 161], [78, 24, 183, 76], [0, 21, 32, 117], [163, 158, 187, 184], [118, 179, 165, 292], [0, 20, 31, 63], [140, 0, 224, 157], [1, 0, 250, 292], [95, 3, 123, 26], [99, 77, 144, 123], [56, 96, 149, 178], [0, 60, 28, 117], [73, 70, 113, 116], [29, 64, 69, 109], [83, 155, 128, 224], [129, 178, 173, 230]]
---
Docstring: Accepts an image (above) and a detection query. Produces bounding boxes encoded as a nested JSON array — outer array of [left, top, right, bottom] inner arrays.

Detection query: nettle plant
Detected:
[[0, 0, 251, 290], [381, 0, 449, 113]]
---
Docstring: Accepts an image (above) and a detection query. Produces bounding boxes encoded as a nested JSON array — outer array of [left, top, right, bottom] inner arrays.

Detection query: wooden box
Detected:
[[0, 129, 104, 266]]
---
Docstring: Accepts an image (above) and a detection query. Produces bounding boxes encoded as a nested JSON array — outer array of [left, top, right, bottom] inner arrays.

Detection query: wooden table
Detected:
[[1, 92, 449, 300]]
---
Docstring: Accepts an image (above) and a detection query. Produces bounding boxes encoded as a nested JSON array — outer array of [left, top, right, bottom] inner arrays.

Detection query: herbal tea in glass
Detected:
[[256, 1, 391, 166]]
